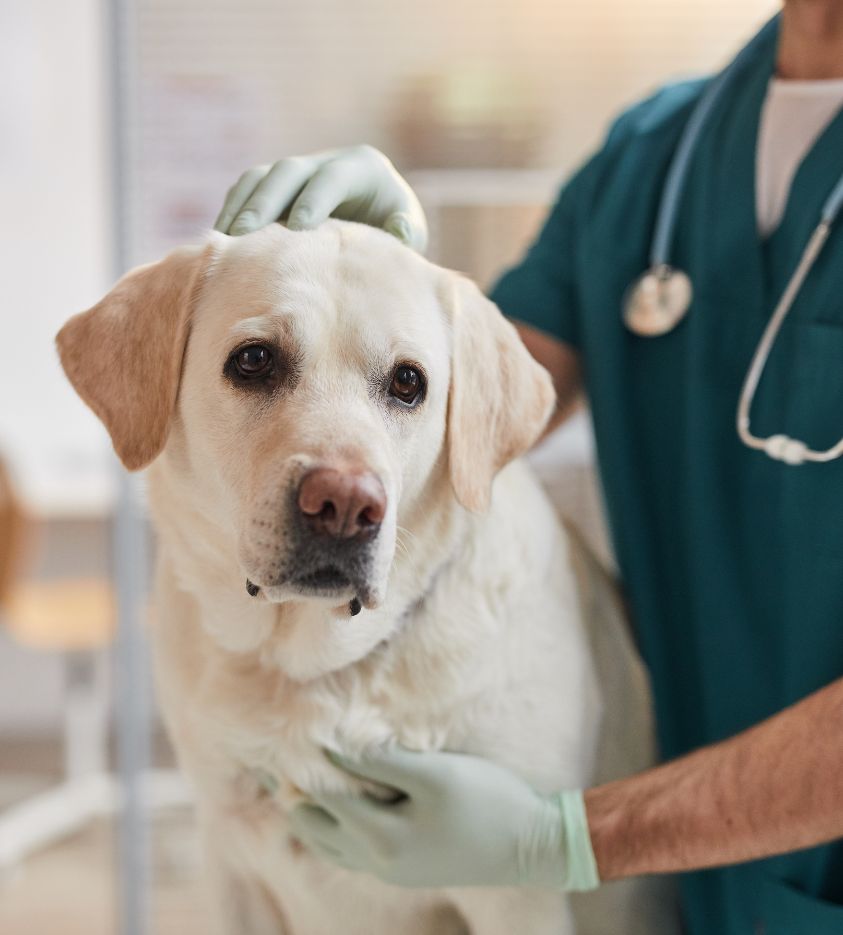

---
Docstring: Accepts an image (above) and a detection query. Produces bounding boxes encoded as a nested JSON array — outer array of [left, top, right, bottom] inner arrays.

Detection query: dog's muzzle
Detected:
[[245, 467, 387, 609]]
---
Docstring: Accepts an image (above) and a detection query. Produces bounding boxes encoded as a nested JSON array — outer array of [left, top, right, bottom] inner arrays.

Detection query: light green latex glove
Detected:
[[213, 145, 428, 251], [288, 747, 600, 891]]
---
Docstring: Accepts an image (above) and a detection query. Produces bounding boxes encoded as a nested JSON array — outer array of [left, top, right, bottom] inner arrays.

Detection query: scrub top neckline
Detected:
[[767, 76, 843, 95], [757, 77, 843, 236], [768, 98, 843, 244], [726, 22, 843, 278]]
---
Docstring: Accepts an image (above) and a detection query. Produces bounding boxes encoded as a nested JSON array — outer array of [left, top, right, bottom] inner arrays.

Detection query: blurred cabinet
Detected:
[[408, 168, 560, 287]]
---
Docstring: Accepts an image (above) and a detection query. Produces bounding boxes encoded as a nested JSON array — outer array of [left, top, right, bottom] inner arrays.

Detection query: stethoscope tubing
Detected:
[[735, 221, 839, 464], [649, 16, 781, 268], [637, 12, 843, 465]]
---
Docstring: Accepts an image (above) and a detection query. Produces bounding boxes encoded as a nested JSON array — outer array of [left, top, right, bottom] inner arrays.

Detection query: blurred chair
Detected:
[[0, 455, 190, 879], [0, 454, 114, 871], [0, 457, 28, 607]]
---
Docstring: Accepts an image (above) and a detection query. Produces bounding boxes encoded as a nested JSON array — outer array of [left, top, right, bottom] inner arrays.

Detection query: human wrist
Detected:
[[559, 789, 601, 890], [518, 789, 600, 891]]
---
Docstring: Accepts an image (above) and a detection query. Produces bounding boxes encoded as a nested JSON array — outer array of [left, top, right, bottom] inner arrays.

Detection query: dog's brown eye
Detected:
[[389, 365, 424, 406], [233, 345, 273, 378]]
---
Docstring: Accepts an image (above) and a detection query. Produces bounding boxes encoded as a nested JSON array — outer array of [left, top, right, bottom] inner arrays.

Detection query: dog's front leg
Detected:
[[204, 842, 290, 935], [447, 886, 575, 935]]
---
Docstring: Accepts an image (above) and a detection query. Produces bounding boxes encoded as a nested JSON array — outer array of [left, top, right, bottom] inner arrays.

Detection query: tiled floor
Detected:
[[0, 728, 211, 932], [0, 799, 207, 935]]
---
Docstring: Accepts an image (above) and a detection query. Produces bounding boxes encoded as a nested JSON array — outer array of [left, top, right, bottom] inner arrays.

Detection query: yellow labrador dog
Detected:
[[57, 222, 672, 935]]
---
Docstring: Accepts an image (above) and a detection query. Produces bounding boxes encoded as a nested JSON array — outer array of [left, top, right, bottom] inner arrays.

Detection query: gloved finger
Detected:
[[213, 165, 270, 233], [288, 801, 340, 838], [384, 209, 428, 252], [287, 160, 356, 231], [325, 747, 438, 798], [290, 802, 380, 869], [305, 787, 405, 839], [291, 822, 353, 866], [307, 838, 358, 869], [228, 157, 315, 235]]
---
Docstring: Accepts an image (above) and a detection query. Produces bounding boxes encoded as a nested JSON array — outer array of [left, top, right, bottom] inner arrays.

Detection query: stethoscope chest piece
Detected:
[[623, 265, 693, 337]]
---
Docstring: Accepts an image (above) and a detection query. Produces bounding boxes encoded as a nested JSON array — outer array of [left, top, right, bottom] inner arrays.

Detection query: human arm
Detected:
[[513, 321, 582, 437], [290, 677, 843, 888], [585, 675, 843, 880]]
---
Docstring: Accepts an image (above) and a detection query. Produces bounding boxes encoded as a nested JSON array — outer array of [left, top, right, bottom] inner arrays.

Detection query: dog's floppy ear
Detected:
[[444, 274, 556, 513], [56, 241, 218, 471]]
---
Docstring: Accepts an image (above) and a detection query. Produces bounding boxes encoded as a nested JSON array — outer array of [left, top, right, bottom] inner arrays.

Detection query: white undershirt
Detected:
[[755, 77, 843, 236]]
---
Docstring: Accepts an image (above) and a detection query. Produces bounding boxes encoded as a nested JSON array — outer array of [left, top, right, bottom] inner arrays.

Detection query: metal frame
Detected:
[[110, 0, 155, 931]]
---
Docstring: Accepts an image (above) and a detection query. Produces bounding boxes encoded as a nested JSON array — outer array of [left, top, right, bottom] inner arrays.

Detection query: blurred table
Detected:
[[407, 168, 561, 270], [407, 168, 561, 206]]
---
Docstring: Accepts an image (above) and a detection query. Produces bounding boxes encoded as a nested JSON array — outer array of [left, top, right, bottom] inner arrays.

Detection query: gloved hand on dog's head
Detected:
[[214, 145, 428, 252]]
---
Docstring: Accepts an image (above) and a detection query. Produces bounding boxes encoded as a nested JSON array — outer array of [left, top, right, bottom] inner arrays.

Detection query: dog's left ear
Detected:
[[56, 240, 218, 471], [444, 274, 556, 513]]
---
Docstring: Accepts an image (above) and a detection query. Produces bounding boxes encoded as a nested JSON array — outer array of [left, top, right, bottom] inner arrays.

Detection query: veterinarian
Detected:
[[214, 2, 843, 931]]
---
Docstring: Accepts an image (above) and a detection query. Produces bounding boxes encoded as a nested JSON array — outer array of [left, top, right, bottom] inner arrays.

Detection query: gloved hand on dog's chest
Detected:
[[288, 746, 600, 891]]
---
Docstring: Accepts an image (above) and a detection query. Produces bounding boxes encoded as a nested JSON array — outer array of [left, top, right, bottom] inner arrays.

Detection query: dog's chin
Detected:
[[261, 580, 355, 605], [252, 571, 383, 611]]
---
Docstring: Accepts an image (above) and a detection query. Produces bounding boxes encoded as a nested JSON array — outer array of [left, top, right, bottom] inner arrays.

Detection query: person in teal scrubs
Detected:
[[214, 2, 843, 931]]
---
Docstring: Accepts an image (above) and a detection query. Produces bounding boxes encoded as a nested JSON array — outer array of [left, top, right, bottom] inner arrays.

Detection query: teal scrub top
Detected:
[[491, 23, 843, 935]]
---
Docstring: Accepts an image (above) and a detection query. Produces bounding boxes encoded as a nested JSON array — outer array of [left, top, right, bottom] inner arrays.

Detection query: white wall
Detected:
[[133, 0, 777, 259], [0, 0, 113, 513]]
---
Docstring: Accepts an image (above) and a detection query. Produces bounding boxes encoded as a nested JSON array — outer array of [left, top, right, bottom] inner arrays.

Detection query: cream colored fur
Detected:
[[57, 221, 676, 934]]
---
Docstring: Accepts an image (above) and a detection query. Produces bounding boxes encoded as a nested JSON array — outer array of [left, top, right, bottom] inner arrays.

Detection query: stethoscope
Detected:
[[623, 14, 843, 466]]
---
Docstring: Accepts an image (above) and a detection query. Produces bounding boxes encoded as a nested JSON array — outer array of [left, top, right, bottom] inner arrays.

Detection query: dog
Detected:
[[57, 221, 676, 934]]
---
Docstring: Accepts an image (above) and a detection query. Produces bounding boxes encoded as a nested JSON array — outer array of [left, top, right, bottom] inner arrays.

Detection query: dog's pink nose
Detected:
[[297, 468, 386, 539]]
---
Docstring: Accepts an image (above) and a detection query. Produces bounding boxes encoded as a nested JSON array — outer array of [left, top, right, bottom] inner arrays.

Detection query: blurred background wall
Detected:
[[130, 0, 779, 273]]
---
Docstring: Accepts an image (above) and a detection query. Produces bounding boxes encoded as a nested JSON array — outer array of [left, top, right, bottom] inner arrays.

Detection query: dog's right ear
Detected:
[[56, 239, 220, 471]]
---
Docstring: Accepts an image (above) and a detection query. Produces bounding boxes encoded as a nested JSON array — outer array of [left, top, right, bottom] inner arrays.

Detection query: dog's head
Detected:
[[57, 223, 553, 636]]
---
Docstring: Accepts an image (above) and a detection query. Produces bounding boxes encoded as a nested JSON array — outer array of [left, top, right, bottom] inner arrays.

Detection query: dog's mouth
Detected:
[[242, 499, 384, 613], [245, 566, 368, 615], [292, 565, 352, 592]]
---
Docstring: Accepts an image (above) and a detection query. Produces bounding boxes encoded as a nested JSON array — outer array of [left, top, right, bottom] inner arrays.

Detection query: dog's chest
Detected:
[[191, 647, 463, 814], [158, 476, 586, 814]]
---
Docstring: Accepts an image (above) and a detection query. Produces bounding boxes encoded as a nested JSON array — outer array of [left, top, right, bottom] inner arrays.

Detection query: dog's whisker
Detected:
[[395, 531, 417, 562], [396, 524, 419, 545]]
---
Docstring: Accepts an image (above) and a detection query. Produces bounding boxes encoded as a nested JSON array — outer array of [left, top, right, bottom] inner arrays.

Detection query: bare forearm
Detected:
[[584, 677, 843, 880], [513, 320, 582, 435]]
